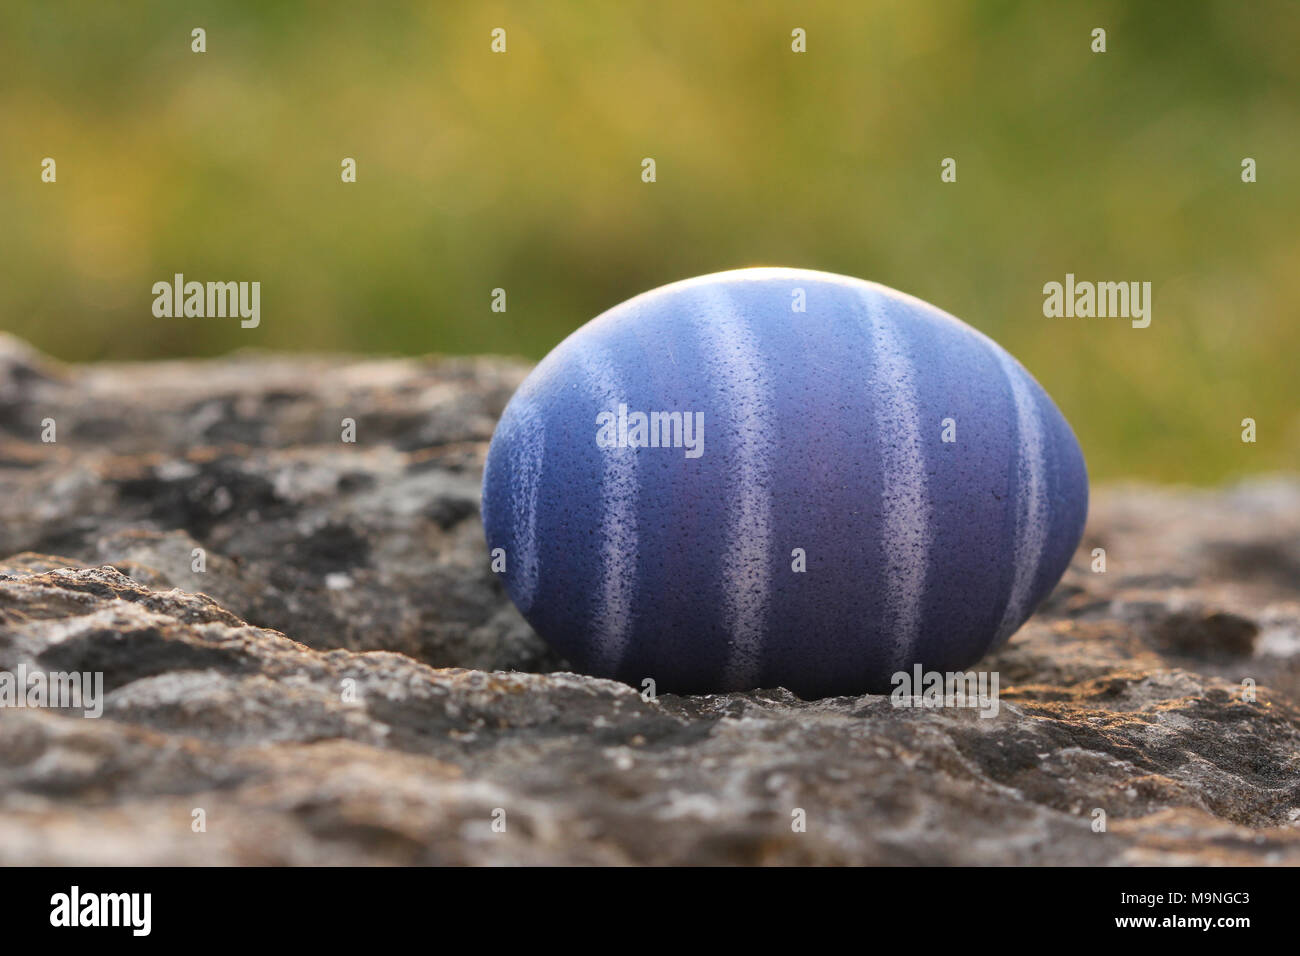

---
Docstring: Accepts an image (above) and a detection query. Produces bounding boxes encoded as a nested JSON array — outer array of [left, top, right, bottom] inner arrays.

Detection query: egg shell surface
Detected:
[[482, 268, 1088, 697]]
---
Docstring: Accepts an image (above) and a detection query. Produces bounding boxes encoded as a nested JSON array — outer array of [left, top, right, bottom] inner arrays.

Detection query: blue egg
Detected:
[[482, 268, 1088, 697]]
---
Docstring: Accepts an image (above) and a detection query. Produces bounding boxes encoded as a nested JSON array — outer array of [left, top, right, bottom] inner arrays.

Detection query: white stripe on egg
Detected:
[[992, 349, 1049, 642], [695, 288, 776, 689], [508, 405, 545, 614], [858, 289, 932, 674], [582, 348, 640, 672]]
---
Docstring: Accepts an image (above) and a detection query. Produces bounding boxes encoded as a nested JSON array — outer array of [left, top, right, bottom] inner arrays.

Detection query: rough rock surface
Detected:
[[1, 333, 1297, 865]]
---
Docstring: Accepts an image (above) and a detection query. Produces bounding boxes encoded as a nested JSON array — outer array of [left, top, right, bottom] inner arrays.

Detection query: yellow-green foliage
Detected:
[[1, 1, 1296, 481]]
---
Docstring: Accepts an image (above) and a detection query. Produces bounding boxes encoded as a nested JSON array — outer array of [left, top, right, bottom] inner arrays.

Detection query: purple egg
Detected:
[[483, 268, 1088, 697]]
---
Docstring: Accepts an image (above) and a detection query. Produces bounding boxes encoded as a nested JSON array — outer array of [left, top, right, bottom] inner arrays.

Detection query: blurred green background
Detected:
[[2, 1, 1296, 482]]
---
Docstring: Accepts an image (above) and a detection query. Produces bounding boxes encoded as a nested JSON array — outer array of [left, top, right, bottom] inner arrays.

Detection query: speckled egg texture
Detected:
[[482, 268, 1088, 697]]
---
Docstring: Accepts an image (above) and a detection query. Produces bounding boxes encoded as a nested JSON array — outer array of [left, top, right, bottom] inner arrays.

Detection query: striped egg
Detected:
[[482, 268, 1088, 698]]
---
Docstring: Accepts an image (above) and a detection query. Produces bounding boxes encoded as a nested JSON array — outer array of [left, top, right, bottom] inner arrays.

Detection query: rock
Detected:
[[0, 333, 557, 674], [0, 333, 1298, 865], [1147, 609, 1259, 658]]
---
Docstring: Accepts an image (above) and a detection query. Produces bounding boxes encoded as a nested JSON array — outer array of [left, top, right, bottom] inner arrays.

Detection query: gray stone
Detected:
[[1, 333, 1298, 865]]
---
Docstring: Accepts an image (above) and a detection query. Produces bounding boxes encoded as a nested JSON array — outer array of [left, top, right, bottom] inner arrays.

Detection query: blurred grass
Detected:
[[1, 0, 1296, 482]]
